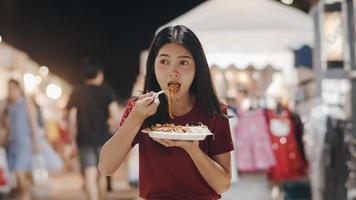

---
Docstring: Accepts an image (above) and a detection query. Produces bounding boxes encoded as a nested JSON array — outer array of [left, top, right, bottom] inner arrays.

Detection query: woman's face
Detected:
[[154, 42, 196, 100], [8, 82, 21, 101]]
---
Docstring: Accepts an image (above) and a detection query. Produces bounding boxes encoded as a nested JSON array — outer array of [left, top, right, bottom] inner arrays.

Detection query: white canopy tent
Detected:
[[157, 0, 313, 53], [149, 0, 314, 85], [137, 0, 314, 100]]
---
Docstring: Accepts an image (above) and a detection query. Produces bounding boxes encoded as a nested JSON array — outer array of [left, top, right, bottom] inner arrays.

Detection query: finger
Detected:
[[162, 139, 175, 147], [153, 96, 160, 104], [147, 102, 160, 115], [138, 95, 155, 105], [148, 95, 156, 105], [146, 96, 156, 105], [138, 92, 152, 100], [146, 91, 155, 97], [138, 92, 154, 100], [147, 96, 160, 107]]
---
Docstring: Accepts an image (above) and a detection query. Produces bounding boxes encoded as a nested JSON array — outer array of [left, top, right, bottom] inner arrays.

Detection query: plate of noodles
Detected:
[[142, 123, 214, 141]]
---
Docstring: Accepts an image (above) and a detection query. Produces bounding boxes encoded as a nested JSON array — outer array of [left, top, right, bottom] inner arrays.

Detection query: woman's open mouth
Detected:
[[168, 82, 180, 94]]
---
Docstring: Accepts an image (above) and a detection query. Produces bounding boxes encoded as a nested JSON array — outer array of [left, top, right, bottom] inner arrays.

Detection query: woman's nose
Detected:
[[169, 73, 179, 78], [169, 70, 179, 78], [169, 73, 178, 77]]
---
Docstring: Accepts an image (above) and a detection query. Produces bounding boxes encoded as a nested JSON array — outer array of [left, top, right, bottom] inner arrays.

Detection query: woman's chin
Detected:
[[170, 94, 181, 101]]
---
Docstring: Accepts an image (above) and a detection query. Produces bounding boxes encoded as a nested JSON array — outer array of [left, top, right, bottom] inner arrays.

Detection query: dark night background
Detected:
[[0, 0, 312, 99]]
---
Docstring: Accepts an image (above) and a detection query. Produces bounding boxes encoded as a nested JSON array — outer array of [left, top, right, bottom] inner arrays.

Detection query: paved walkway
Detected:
[[2, 171, 272, 200], [31, 172, 139, 200]]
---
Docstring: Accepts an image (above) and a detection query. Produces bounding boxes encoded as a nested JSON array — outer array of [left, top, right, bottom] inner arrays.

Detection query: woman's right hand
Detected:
[[131, 92, 160, 121]]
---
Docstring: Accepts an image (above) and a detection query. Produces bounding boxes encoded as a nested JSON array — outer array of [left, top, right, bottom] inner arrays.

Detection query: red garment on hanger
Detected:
[[265, 109, 306, 181]]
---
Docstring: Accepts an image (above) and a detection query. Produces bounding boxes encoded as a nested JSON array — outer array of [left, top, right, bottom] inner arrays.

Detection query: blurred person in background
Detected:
[[56, 116, 77, 171], [30, 96, 63, 174], [2, 79, 39, 200], [65, 58, 121, 200]]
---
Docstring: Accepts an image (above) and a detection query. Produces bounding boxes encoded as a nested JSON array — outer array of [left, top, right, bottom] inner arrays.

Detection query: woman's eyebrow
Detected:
[[158, 54, 192, 59], [178, 55, 193, 59], [158, 54, 170, 57]]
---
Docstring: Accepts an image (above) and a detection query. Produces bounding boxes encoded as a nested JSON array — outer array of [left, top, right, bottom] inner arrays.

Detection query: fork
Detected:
[[156, 90, 168, 97], [148, 90, 168, 105]]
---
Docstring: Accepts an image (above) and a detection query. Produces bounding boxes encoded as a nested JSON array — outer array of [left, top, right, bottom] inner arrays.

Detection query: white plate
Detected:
[[142, 130, 213, 141]]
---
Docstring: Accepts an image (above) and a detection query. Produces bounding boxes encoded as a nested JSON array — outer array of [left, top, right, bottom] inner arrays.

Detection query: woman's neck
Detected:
[[170, 94, 195, 117]]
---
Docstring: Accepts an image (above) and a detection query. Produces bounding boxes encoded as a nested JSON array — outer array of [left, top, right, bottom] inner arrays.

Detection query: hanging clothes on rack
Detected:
[[305, 103, 350, 200], [346, 129, 356, 199], [322, 117, 349, 200], [265, 108, 307, 182], [235, 108, 276, 172]]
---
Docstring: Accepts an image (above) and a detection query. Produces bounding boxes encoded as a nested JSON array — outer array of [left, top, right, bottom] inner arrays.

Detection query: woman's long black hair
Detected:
[[143, 25, 225, 126]]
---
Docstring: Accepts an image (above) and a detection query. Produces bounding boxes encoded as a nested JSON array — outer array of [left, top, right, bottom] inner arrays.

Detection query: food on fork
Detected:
[[167, 82, 180, 119], [168, 82, 179, 94]]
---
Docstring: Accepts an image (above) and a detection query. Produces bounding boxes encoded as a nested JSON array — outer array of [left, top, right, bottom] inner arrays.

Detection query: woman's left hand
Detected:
[[153, 138, 199, 152]]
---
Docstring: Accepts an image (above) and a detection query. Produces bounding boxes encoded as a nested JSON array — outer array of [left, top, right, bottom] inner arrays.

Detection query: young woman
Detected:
[[99, 25, 234, 199], [4, 79, 39, 200]]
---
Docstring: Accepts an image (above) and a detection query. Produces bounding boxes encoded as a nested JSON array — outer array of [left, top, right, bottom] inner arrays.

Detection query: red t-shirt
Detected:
[[119, 101, 234, 200]]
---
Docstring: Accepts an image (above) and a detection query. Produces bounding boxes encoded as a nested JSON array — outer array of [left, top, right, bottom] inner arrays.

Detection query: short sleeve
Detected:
[[118, 100, 141, 147], [208, 106, 234, 156], [105, 85, 118, 105]]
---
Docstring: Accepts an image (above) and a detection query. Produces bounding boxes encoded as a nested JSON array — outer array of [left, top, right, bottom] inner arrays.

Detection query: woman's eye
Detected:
[[160, 59, 169, 65], [180, 60, 189, 65]]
